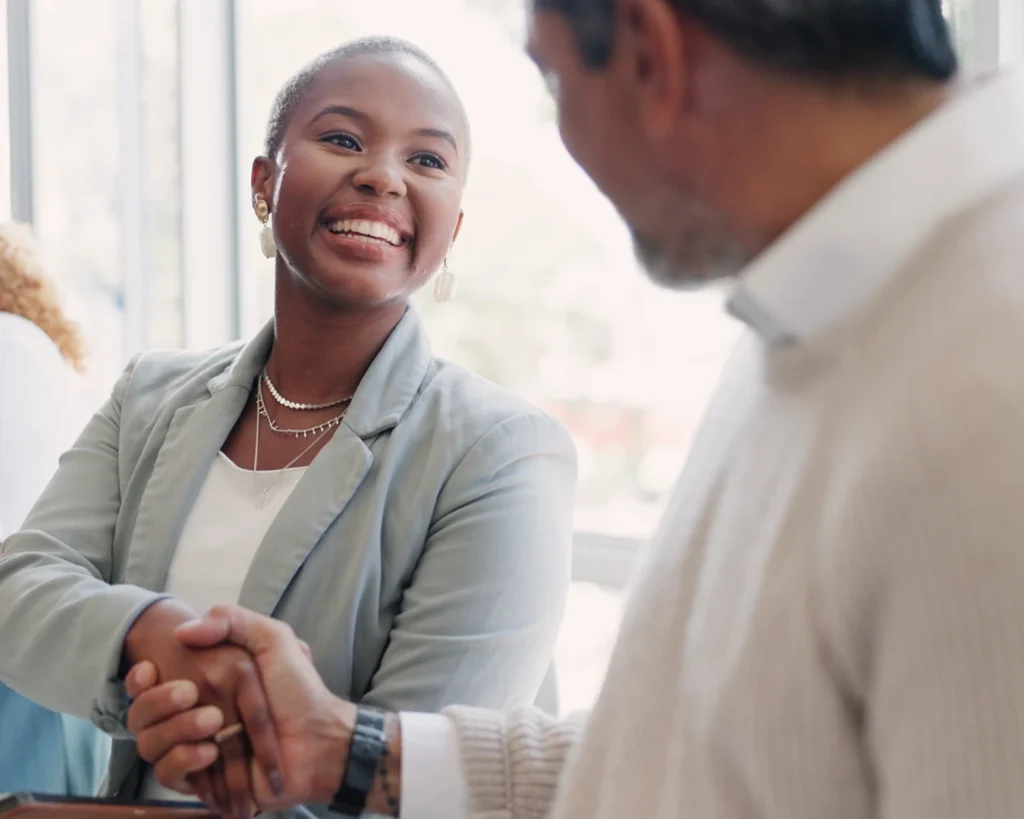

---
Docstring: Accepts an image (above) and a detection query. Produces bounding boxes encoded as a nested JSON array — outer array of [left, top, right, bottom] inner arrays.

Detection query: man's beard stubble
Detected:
[[630, 194, 752, 290]]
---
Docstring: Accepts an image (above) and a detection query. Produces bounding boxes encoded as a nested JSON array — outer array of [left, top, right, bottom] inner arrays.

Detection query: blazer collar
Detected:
[[205, 307, 433, 439]]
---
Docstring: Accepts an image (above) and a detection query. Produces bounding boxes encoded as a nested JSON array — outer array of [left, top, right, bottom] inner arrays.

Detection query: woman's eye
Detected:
[[322, 133, 361, 151], [411, 153, 446, 171]]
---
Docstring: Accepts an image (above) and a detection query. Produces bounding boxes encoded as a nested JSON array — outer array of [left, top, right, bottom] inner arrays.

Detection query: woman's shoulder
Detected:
[[416, 357, 574, 449], [120, 340, 246, 398]]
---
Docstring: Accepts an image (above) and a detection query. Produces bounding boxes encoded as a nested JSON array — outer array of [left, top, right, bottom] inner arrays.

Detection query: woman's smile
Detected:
[[317, 201, 413, 263]]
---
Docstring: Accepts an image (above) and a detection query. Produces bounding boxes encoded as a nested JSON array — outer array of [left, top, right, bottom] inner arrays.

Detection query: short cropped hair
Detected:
[[264, 36, 472, 173], [534, 0, 957, 82]]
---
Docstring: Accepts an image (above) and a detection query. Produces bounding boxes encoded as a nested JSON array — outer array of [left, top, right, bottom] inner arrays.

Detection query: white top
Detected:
[[0, 313, 85, 539], [141, 453, 306, 801], [407, 69, 1024, 819]]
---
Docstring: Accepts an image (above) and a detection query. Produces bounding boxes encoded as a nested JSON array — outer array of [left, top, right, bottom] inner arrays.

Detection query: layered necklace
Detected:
[[251, 367, 354, 508]]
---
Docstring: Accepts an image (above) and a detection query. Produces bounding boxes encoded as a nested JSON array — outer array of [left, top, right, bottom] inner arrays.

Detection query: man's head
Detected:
[[527, 0, 957, 287]]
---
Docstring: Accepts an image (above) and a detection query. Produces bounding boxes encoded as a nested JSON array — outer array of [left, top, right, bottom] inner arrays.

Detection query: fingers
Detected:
[[235, 670, 284, 797], [207, 760, 233, 818], [127, 680, 201, 735], [298, 639, 313, 662], [151, 742, 220, 795], [135, 705, 224, 763], [125, 661, 158, 699], [185, 770, 220, 814], [219, 731, 254, 819]]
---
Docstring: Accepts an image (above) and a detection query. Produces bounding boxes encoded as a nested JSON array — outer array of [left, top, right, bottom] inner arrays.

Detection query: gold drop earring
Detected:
[[254, 197, 277, 259]]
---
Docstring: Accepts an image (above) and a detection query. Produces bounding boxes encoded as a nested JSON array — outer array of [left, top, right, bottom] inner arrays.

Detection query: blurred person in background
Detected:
[[0, 221, 110, 795], [0, 36, 575, 818]]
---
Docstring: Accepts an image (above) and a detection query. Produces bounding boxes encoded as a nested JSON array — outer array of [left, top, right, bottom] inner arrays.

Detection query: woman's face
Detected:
[[254, 53, 466, 309]]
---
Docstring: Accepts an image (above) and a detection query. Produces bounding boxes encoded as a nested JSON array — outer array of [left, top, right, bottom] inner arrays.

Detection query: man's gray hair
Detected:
[[534, 0, 957, 82]]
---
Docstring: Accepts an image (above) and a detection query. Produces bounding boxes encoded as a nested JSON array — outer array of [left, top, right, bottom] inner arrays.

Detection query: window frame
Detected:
[[4, 0, 1023, 589]]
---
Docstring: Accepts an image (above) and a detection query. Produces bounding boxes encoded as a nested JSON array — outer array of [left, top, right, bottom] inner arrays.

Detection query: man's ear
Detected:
[[250, 156, 276, 210], [616, 0, 688, 141]]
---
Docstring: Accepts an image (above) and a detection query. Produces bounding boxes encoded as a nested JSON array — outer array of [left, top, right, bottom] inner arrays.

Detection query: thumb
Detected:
[[175, 611, 232, 648], [175, 604, 283, 659]]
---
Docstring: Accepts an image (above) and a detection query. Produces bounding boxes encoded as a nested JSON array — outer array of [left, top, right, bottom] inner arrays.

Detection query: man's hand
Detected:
[[124, 600, 282, 817], [126, 606, 369, 813]]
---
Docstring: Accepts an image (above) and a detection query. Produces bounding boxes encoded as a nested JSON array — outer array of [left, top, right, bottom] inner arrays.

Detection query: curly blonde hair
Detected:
[[0, 222, 86, 372]]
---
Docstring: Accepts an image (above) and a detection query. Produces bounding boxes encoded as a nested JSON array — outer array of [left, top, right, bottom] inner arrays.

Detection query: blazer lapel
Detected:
[[122, 323, 275, 591], [237, 308, 434, 615], [236, 427, 372, 615]]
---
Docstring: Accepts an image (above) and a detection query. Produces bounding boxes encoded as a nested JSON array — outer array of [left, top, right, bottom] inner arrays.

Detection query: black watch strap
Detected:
[[330, 706, 387, 817]]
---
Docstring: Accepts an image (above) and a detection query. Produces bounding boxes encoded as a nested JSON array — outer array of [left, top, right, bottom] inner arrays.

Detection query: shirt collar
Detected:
[[727, 70, 1024, 345]]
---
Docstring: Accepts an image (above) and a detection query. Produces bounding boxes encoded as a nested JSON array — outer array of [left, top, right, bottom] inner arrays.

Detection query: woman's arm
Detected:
[[364, 411, 577, 712], [0, 356, 171, 730], [128, 606, 588, 819]]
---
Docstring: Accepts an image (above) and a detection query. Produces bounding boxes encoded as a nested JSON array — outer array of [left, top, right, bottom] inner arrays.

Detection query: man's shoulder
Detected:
[[834, 182, 1024, 463], [866, 178, 1024, 375]]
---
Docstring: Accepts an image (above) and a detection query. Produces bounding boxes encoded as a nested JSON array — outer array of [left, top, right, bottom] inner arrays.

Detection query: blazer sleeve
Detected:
[[0, 357, 170, 733], [363, 412, 577, 712]]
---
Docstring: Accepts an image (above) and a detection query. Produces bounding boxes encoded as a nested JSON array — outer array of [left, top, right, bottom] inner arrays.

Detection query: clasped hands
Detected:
[[122, 600, 357, 818]]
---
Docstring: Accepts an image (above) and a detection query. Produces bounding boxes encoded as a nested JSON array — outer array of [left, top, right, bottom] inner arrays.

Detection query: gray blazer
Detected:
[[0, 309, 576, 804]]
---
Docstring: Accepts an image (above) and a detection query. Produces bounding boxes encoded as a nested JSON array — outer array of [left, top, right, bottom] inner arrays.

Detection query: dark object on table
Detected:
[[0, 794, 214, 819]]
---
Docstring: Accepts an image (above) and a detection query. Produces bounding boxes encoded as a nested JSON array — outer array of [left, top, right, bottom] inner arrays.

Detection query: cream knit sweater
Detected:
[[441, 78, 1024, 819]]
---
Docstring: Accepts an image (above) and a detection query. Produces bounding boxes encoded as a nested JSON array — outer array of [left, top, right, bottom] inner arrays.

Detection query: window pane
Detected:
[[945, 0, 975, 67], [141, 0, 184, 350], [30, 0, 182, 404], [235, 0, 741, 547], [0, 0, 9, 222], [32, 0, 123, 402]]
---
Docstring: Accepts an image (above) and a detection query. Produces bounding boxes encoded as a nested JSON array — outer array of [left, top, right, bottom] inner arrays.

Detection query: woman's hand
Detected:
[[125, 605, 378, 814], [124, 600, 282, 818]]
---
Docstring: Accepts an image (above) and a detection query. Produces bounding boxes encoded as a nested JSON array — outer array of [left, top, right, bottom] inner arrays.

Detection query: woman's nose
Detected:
[[351, 156, 407, 198]]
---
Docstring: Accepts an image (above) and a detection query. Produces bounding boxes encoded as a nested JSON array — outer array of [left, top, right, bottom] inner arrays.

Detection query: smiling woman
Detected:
[[0, 36, 576, 818], [251, 40, 467, 311]]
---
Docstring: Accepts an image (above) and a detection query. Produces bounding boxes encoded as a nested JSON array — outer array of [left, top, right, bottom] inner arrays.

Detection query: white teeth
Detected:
[[326, 219, 402, 247]]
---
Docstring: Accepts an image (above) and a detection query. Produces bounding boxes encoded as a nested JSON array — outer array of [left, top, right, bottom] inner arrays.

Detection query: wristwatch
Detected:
[[330, 706, 388, 817]]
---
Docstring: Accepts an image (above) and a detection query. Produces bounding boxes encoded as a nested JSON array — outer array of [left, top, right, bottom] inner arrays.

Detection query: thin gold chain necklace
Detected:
[[251, 407, 328, 509]]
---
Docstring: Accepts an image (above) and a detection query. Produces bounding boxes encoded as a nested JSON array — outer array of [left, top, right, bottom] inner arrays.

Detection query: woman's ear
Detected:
[[451, 211, 465, 245], [250, 156, 276, 207]]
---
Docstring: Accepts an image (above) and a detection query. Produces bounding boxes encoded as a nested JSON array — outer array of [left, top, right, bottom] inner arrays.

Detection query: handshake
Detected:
[[123, 602, 400, 818]]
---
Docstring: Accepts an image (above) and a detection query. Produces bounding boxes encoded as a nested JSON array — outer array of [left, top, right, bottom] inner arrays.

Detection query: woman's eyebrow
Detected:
[[311, 104, 369, 124], [416, 128, 458, 152], [311, 104, 457, 152]]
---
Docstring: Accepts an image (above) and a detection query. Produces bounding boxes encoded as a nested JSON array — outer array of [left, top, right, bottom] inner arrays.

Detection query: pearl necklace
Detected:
[[256, 382, 347, 438], [262, 367, 354, 411]]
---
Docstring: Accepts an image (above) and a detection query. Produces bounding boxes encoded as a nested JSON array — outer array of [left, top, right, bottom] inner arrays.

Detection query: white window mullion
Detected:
[[972, 0, 1024, 71], [117, 0, 148, 356], [179, 0, 241, 348], [6, 0, 31, 224]]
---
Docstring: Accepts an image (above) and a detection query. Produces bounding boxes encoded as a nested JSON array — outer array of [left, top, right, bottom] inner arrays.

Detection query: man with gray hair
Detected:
[[125, 0, 1024, 817]]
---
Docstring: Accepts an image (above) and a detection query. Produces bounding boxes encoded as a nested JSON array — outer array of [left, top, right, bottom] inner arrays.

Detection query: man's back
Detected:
[[543, 76, 1024, 818]]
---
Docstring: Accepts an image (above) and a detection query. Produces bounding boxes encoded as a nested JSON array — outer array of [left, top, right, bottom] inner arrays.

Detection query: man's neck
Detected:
[[707, 76, 959, 254]]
